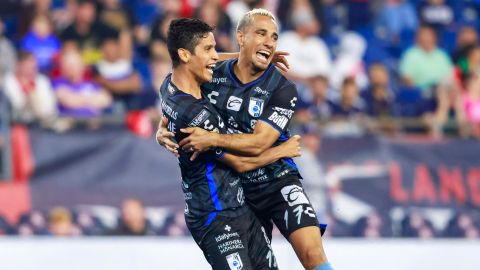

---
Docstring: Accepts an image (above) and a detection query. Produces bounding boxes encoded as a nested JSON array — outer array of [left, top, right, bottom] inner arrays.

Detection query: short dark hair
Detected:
[[167, 18, 214, 68]]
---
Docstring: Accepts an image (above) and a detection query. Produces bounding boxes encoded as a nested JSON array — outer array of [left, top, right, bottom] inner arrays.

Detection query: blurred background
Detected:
[[0, 0, 479, 269]]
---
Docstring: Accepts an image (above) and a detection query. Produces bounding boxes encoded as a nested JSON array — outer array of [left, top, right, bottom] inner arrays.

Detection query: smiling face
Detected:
[[238, 15, 278, 72], [187, 32, 219, 83]]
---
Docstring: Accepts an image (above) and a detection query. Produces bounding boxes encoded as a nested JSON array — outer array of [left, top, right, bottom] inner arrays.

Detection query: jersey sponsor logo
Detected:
[[254, 86, 269, 96], [167, 121, 176, 133], [181, 180, 189, 189], [184, 203, 189, 214], [273, 107, 294, 118], [227, 96, 243, 111], [211, 77, 228, 84], [207, 91, 219, 104], [281, 185, 310, 206], [215, 232, 240, 242], [226, 252, 243, 270], [248, 97, 264, 117], [290, 97, 297, 107], [267, 112, 289, 129], [184, 192, 192, 200], [189, 109, 210, 127], [167, 83, 176, 95], [161, 100, 178, 120]]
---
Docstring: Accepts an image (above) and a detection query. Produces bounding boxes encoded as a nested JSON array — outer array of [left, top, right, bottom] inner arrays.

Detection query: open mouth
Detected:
[[206, 63, 216, 75], [256, 50, 271, 64]]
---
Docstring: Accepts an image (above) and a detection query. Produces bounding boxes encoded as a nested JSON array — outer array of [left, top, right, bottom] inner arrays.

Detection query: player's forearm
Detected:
[[218, 52, 239, 61], [212, 133, 268, 157], [222, 147, 283, 173]]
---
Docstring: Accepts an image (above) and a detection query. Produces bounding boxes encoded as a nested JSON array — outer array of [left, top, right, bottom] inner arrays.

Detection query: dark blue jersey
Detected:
[[201, 59, 301, 193], [159, 74, 247, 229]]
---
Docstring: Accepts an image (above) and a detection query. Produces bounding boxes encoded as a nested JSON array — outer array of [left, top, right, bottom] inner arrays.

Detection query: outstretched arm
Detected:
[[219, 135, 301, 173], [180, 83, 298, 157]]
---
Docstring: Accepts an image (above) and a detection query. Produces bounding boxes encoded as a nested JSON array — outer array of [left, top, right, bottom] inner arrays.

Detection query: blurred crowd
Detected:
[[0, 199, 478, 238], [0, 0, 479, 138]]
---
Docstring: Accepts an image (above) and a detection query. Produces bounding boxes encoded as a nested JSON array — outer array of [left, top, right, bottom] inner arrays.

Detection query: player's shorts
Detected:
[[189, 210, 279, 270], [244, 175, 327, 240]]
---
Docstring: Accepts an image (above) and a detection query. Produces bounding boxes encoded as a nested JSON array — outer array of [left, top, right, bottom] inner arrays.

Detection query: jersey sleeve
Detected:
[[258, 83, 298, 134]]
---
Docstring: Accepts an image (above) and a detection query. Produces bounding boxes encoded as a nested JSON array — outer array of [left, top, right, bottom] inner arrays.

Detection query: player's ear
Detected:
[[178, 48, 191, 64], [236, 31, 244, 47]]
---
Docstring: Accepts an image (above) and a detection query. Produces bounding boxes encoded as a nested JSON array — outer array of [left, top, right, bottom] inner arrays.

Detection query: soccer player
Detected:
[[161, 18, 302, 270], [158, 9, 333, 270]]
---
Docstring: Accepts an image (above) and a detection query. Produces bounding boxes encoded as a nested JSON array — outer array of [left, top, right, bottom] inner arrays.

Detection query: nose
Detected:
[[264, 36, 275, 49], [212, 49, 219, 61]]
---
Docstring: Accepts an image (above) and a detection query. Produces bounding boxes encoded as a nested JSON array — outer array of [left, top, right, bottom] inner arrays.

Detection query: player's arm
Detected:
[[180, 84, 298, 157], [219, 135, 301, 173], [218, 51, 290, 72]]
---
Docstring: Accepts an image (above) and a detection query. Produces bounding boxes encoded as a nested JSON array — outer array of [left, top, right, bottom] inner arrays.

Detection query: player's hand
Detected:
[[272, 51, 290, 73], [280, 135, 302, 158], [179, 127, 214, 161], [156, 116, 179, 157]]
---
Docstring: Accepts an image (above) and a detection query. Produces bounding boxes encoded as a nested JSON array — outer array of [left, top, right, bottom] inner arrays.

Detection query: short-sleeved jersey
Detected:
[[159, 74, 247, 230], [201, 59, 301, 193]]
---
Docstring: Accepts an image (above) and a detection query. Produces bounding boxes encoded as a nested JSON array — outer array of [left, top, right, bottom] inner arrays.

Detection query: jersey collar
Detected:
[[227, 59, 275, 88]]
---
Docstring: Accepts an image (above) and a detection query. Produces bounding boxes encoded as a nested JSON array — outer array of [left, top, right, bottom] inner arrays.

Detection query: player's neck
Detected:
[[234, 55, 265, 84], [171, 67, 202, 99]]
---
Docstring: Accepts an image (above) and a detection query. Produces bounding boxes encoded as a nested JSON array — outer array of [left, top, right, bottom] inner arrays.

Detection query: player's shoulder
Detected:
[[269, 67, 296, 91]]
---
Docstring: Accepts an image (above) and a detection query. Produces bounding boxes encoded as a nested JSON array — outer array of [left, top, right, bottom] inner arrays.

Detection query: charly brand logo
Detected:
[[290, 97, 297, 107], [208, 91, 219, 104], [280, 185, 309, 206], [226, 252, 243, 270], [227, 96, 243, 111], [248, 97, 264, 117]]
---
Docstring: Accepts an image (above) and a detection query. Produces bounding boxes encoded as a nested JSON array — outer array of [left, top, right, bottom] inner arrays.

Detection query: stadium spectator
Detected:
[[460, 72, 480, 138], [94, 37, 142, 106], [149, 14, 177, 59], [60, 0, 118, 65], [20, 15, 61, 72], [17, 210, 49, 235], [277, 0, 332, 82], [2, 51, 57, 125], [444, 212, 479, 238], [330, 32, 368, 91], [376, 0, 418, 43], [352, 212, 386, 238], [329, 77, 365, 118], [399, 25, 452, 92], [226, 0, 263, 30], [109, 198, 155, 236], [401, 212, 435, 238], [48, 207, 77, 236], [295, 75, 332, 123], [361, 63, 394, 117], [98, 0, 135, 60], [18, 0, 75, 37], [452, 26, 478, 64], [53, 48, 112, 119], [0, 18, 16, 84], [294, 123, 328, 221], [427, 46, 480, 137], [194, 1, 233, 52], [418, 0, 454, 32]]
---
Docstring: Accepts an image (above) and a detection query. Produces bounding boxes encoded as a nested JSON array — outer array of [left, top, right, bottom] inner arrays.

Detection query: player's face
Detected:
[[240, 15, 278, 71], [189, 32, 219, 83]]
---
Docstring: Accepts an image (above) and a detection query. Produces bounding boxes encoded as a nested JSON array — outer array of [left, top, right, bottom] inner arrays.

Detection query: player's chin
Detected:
[[253, 61, 269, 71]]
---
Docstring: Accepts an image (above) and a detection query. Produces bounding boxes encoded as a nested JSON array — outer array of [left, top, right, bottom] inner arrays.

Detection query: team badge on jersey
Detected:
[[248, 97, 264, 117], [226, 252, 243, 270]]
